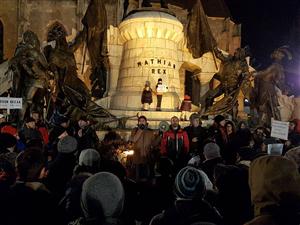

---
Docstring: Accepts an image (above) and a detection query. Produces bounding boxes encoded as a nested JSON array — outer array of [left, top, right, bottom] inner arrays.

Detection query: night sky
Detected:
[[225, 0, 300, 71]]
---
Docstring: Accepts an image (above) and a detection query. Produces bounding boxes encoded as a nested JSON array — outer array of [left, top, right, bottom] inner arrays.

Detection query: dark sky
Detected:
[[225, 0, 300, 72]]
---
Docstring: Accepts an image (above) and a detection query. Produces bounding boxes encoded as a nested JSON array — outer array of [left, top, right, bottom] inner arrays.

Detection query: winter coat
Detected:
[[245, 155, 300, 225], [75, 125, 99, 152], [60, 173, 91, 223], [214, 164, 252, 225], [160, 126, 189, 169], [150, 199, 222, 225], [19, 127, 42, 145], [46, 153, 77, 201], [200, 157, 223, 183], [129, 128, 156, 164], [180, 100, 192, 111], [141, 88, 153, 104], [7, 182, 59, 225], [36, 121, 49, 144], [184, 125, 207, 155], [208, 125, 227, 150]]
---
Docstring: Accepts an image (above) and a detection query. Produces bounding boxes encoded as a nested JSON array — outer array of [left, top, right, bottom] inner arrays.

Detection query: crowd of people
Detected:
[[1, 111, 300, 225]]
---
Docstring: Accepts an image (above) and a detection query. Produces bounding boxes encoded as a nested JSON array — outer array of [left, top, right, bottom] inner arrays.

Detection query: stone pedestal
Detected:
[[110, 9, 184, 110]]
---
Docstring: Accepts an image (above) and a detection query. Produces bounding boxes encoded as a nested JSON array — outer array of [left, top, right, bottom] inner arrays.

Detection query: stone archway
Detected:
[[179, 62, 202, 107]]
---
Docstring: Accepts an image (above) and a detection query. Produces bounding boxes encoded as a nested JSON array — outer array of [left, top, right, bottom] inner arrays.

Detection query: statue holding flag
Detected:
[[70, 0, 108, 98], [186, 0, 217, 59]]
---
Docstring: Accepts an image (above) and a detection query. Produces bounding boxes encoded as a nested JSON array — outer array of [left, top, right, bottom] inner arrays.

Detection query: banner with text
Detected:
[[0, 97, 23, 109]]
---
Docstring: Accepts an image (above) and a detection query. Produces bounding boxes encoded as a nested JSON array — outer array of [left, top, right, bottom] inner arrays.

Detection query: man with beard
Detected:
[[129, 116, 156, 181]]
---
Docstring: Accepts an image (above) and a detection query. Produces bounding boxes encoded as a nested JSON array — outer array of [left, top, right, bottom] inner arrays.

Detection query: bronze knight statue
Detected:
[[8, 30, 51, 121]]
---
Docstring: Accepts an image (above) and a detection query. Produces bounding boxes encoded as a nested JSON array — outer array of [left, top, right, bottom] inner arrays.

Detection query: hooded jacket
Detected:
[[246, 156, 300, 225]]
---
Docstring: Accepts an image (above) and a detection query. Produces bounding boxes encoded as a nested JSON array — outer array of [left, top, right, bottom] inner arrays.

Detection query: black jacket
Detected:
[[150, 199, 223, 225]]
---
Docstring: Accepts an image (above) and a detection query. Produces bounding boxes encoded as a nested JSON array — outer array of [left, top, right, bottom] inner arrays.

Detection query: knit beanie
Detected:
[[203, 143, 221, 160], [214, 115, 225, 124], [81, 172, 125, 222], [174, 166, 206, 199], [57, 136, 78, 154], [79, 149, 101, 167], [1, 125, 18, 136]]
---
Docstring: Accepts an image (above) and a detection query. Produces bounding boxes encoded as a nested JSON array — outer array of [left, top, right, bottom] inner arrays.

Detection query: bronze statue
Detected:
[[44, 22, 113, 121], [252, 46, 292, 126], [202, 46, 251, 119], [70, 0, 108, 98], [8, 30, 51, 120]]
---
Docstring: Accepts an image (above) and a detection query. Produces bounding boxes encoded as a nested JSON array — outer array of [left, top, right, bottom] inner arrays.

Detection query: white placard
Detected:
[[0, 97, 23, 109], [271, 119, 289, 140], [156, 84, 167, 93], [267, 143, 284, 155]]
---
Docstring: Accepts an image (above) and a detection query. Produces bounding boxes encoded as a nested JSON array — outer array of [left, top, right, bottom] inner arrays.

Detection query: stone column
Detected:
[[110, 10, 184, 110]]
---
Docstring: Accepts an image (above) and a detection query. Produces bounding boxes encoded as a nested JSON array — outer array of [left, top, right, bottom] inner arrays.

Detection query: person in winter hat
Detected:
[[208, 115, 227, 152], [73, 148, 101, 175], [57, 135, 78, 154], [61, 149, 100, 223], [201, 142, 223, 182], [155, 78, 168, 111], [80, 172, 125, 225], [203, 142, 221, 161], [174, 166, 206, 199], [46, 136, 78, 200], [9, 148, 58, 225], [184, 113, 207, 158], [150, 166, 222, 225]]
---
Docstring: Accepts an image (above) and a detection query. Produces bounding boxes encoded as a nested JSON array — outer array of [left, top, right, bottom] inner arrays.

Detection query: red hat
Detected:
[[1, 125, 18, 136], [184, 95, 191, 100]]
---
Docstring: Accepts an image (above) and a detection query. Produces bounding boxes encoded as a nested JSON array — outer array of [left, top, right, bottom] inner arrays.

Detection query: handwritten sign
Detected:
[[156, 84, 168, 93], [0, 97, 23, 109], [271, 119, 289, 140]]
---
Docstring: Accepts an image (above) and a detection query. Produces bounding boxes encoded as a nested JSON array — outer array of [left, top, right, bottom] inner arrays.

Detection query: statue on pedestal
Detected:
[[8, 30, 51, 121], [252, 46, 292, 126]]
